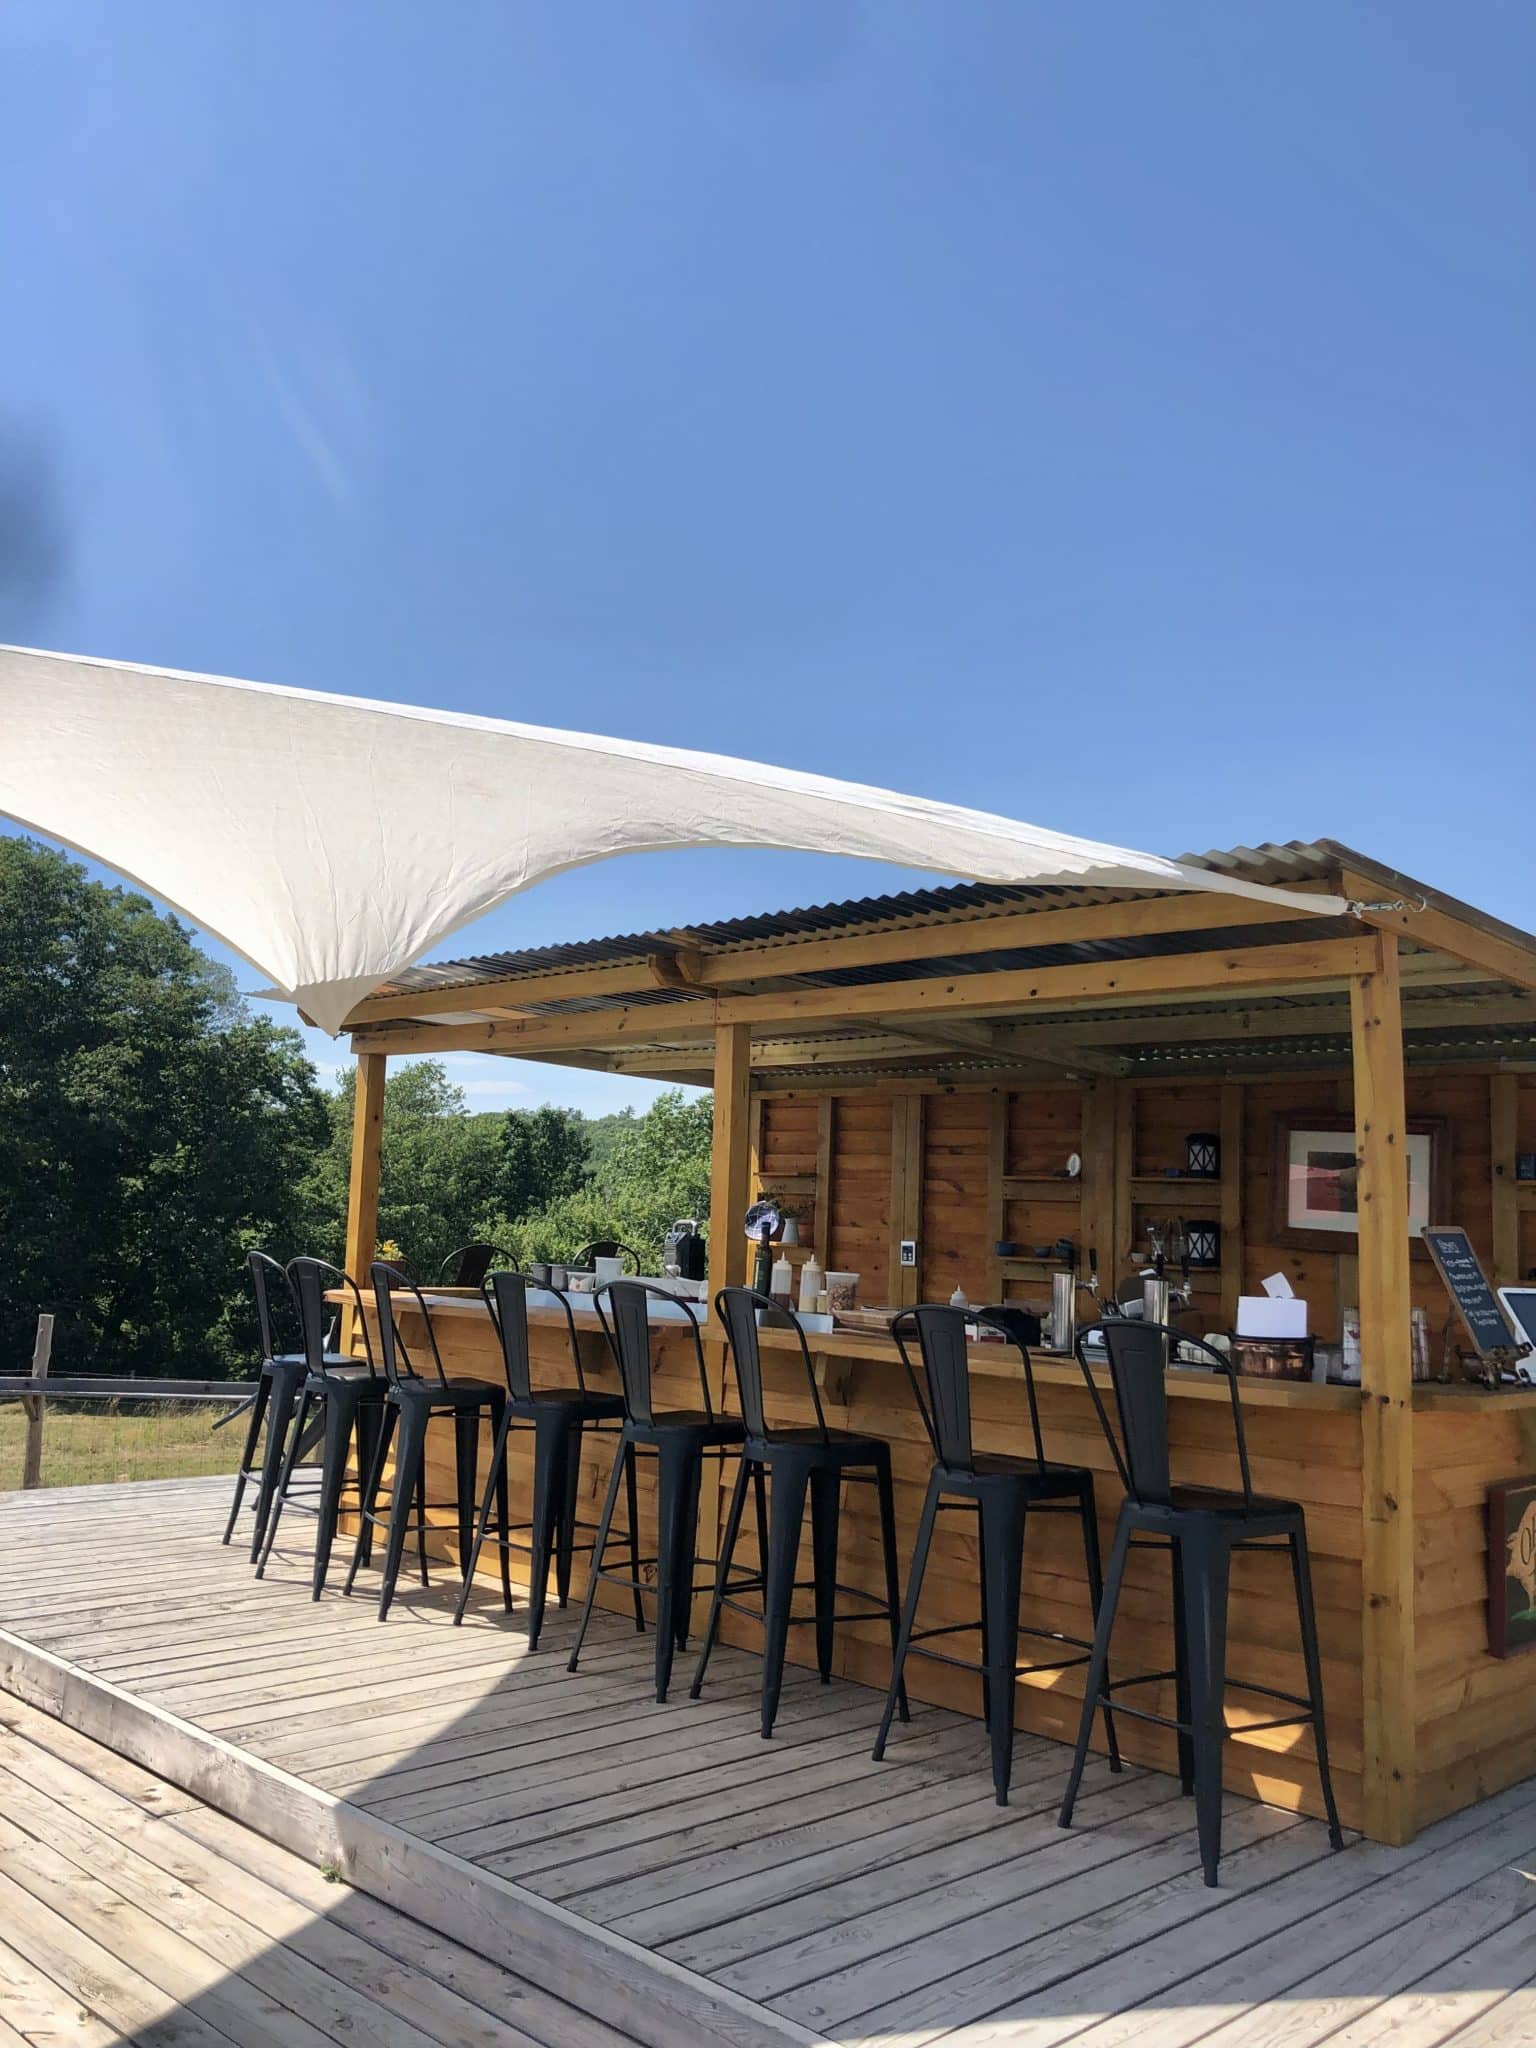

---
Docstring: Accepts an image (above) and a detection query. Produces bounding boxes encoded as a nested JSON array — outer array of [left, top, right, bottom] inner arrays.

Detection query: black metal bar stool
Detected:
[[344, 1267, 508, 1621], [874, 1303, 1122, 1805], [1059, 1319, 1345, 1885], [691, 1288, 908, 1738], [436, 1242, 509, 1288], [453, 1270, 626, 1644], [223, 1252, 312, 1561], [566, 1281, 746, 1702], [254, 1258, 389, 1594]]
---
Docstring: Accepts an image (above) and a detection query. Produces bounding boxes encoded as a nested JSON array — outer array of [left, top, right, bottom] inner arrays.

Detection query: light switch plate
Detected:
[[899, 1239, 917, 1267]]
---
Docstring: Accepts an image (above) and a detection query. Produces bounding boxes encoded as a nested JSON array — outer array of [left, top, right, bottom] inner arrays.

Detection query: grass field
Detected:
[[0, 1403, 247, 1492]]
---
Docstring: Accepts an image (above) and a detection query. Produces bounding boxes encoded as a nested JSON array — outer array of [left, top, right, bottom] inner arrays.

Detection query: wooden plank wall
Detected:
[[759, 1066, 1529, 1341]]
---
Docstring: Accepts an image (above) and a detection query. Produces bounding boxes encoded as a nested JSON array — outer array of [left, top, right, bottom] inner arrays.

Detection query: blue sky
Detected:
[[2, 2, 1531, 1114]]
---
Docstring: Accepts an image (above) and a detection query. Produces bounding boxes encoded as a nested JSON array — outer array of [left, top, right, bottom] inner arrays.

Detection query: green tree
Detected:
[[500, 1105, 590, 1221], [489, 1088, 714, 1270], [0, 837, 329, 1378], [300, 1060, 507, 1280]]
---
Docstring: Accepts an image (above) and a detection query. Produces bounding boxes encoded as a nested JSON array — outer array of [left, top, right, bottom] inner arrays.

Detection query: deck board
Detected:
[[0, 1696, 633, 2048], [1, 1474, 1534, 2047]]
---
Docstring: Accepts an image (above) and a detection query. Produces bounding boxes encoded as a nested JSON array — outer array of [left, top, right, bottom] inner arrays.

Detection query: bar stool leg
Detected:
[[414, 1449, 431, 1587], [653, 1437, 701, 1701], [1076, 1478, 1122, 1772], [453, 1408, 483, 1578], [1170, 1535, 1193, 1793], [623, 1443, 645, 1631], [250, 1371, 302, 1563], [873, 1453, 909, 1724], [874, 1470, 943, 1762], [555, 1420, 585, 1609], [676, 1450, 705, 1651], [1060, 1513, 1131, 1829], [312, 1388, 362, 1599], [454, 1406, 514, 1625], [380, 1402, 431, 1622], [568, 1436, 628, 1673], [761, 1460, 811, 1737], [1290, 1526, 1345, 1850], [527, 1407, 571, 1649], [353, 1402, 382, 1570], [255, 1386, 313, 1579], [223, 1374, 270, 1543], [977, 1502, 992, 1733], [979, 1488, 1026, 1804], [345, 1402, 396, 1595], [690, 1457, 752, 1701], [808, 1467, 842, 1685], [752, 1464, 770, 1586], [1180, 1528, 1231, 1886], [494, 1426, 512, 1614]]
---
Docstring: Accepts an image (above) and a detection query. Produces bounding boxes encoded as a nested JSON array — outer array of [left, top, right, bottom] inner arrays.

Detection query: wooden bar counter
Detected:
[[337, 841, 1536, 1846], [367, 1288, 1536, 1843]]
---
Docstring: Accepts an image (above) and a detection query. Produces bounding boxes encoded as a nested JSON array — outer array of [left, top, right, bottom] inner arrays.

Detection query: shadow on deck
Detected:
[[1, 1476, 1534, 2048]]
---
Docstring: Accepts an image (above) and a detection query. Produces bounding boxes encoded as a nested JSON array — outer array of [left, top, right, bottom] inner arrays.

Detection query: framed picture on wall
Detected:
[[1269, 1113, 1449, 1255], [1489, 1477, 1536, 1657]]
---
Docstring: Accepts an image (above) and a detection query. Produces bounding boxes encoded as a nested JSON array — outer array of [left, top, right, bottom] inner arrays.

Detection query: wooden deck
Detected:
[[3, 1476, 1536, 2048], [0, 1697, 632, 2048]]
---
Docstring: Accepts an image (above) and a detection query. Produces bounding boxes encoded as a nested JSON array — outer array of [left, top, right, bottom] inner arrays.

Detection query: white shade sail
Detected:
[[1, 645, 1345, 1035]]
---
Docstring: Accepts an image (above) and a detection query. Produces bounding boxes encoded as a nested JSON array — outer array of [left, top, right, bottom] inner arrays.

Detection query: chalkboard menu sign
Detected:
[[1424, 1227, 1516, 1359]]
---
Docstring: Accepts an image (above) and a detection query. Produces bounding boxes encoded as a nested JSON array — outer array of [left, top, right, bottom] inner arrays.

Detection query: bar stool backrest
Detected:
[[437, 1242, 508, 1288], [893, 1303, 1050, 1474], [576, 1240, 644, 1274], [596, 1279, 712, 1426], [716, 1287, 829, 1444], [369, 1263, 451, 1389], [287, 1256, 376, 1377], [248, 1250, 295, 1364], [1074, 1320, 1255, 1507], [483, 1269, 592, 1401]]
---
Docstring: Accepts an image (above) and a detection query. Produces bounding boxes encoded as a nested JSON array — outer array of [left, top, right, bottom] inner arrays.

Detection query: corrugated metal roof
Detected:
[[369, 841, 1361, 1001]]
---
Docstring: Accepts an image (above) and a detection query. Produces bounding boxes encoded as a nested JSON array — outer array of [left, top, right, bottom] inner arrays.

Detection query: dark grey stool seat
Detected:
[[453, 1270, 628, 1647], [254, 1259, 388, 1597], [343, 1268, 506, 1622], [691, 1289, 908, 1739], [224, 1253, 352, 1562], [873, 1304, 1122, 1806], [1059, 1321, 1345, 1885], [566, 1282, 746, 1702]]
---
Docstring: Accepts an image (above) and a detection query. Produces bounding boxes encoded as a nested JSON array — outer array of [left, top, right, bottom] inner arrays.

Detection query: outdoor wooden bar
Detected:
[[340, 840, 1536, 1848]]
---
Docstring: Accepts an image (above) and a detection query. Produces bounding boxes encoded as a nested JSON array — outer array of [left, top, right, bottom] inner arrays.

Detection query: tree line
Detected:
[[0, 837, 713, 1380]]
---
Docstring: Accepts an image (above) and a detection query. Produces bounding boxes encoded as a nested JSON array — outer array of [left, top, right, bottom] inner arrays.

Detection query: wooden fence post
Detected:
[[20, 1313, 55, 1490]]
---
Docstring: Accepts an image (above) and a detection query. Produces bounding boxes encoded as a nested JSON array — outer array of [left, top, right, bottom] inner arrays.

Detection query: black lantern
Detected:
[[1186, 1131, 1220, 1179], [1185, 1220, 1221, 1269]]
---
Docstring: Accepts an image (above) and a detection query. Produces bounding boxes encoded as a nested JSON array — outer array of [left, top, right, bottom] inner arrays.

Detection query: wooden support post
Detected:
[[1491, 1073, 1519, 1285], [1079, 1082, 1116, 1303], [813, 1097, 835, 1261], [20, 1314, 55, 1490], [1351, 932, 1416, 1845], [890, 1094, 925, 1306], [343, 1052, 387, 1347], [1218, 1083, 1244, 1328], [707, 1024, 753, 1304], [985, 1092, 1009, 1302]]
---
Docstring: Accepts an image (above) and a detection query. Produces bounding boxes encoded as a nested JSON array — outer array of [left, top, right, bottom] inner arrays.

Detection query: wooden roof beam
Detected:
[[340, 885, 1333, 1027], [1344, 872, 1536, 998], [712, 936, 1378, 1031]]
